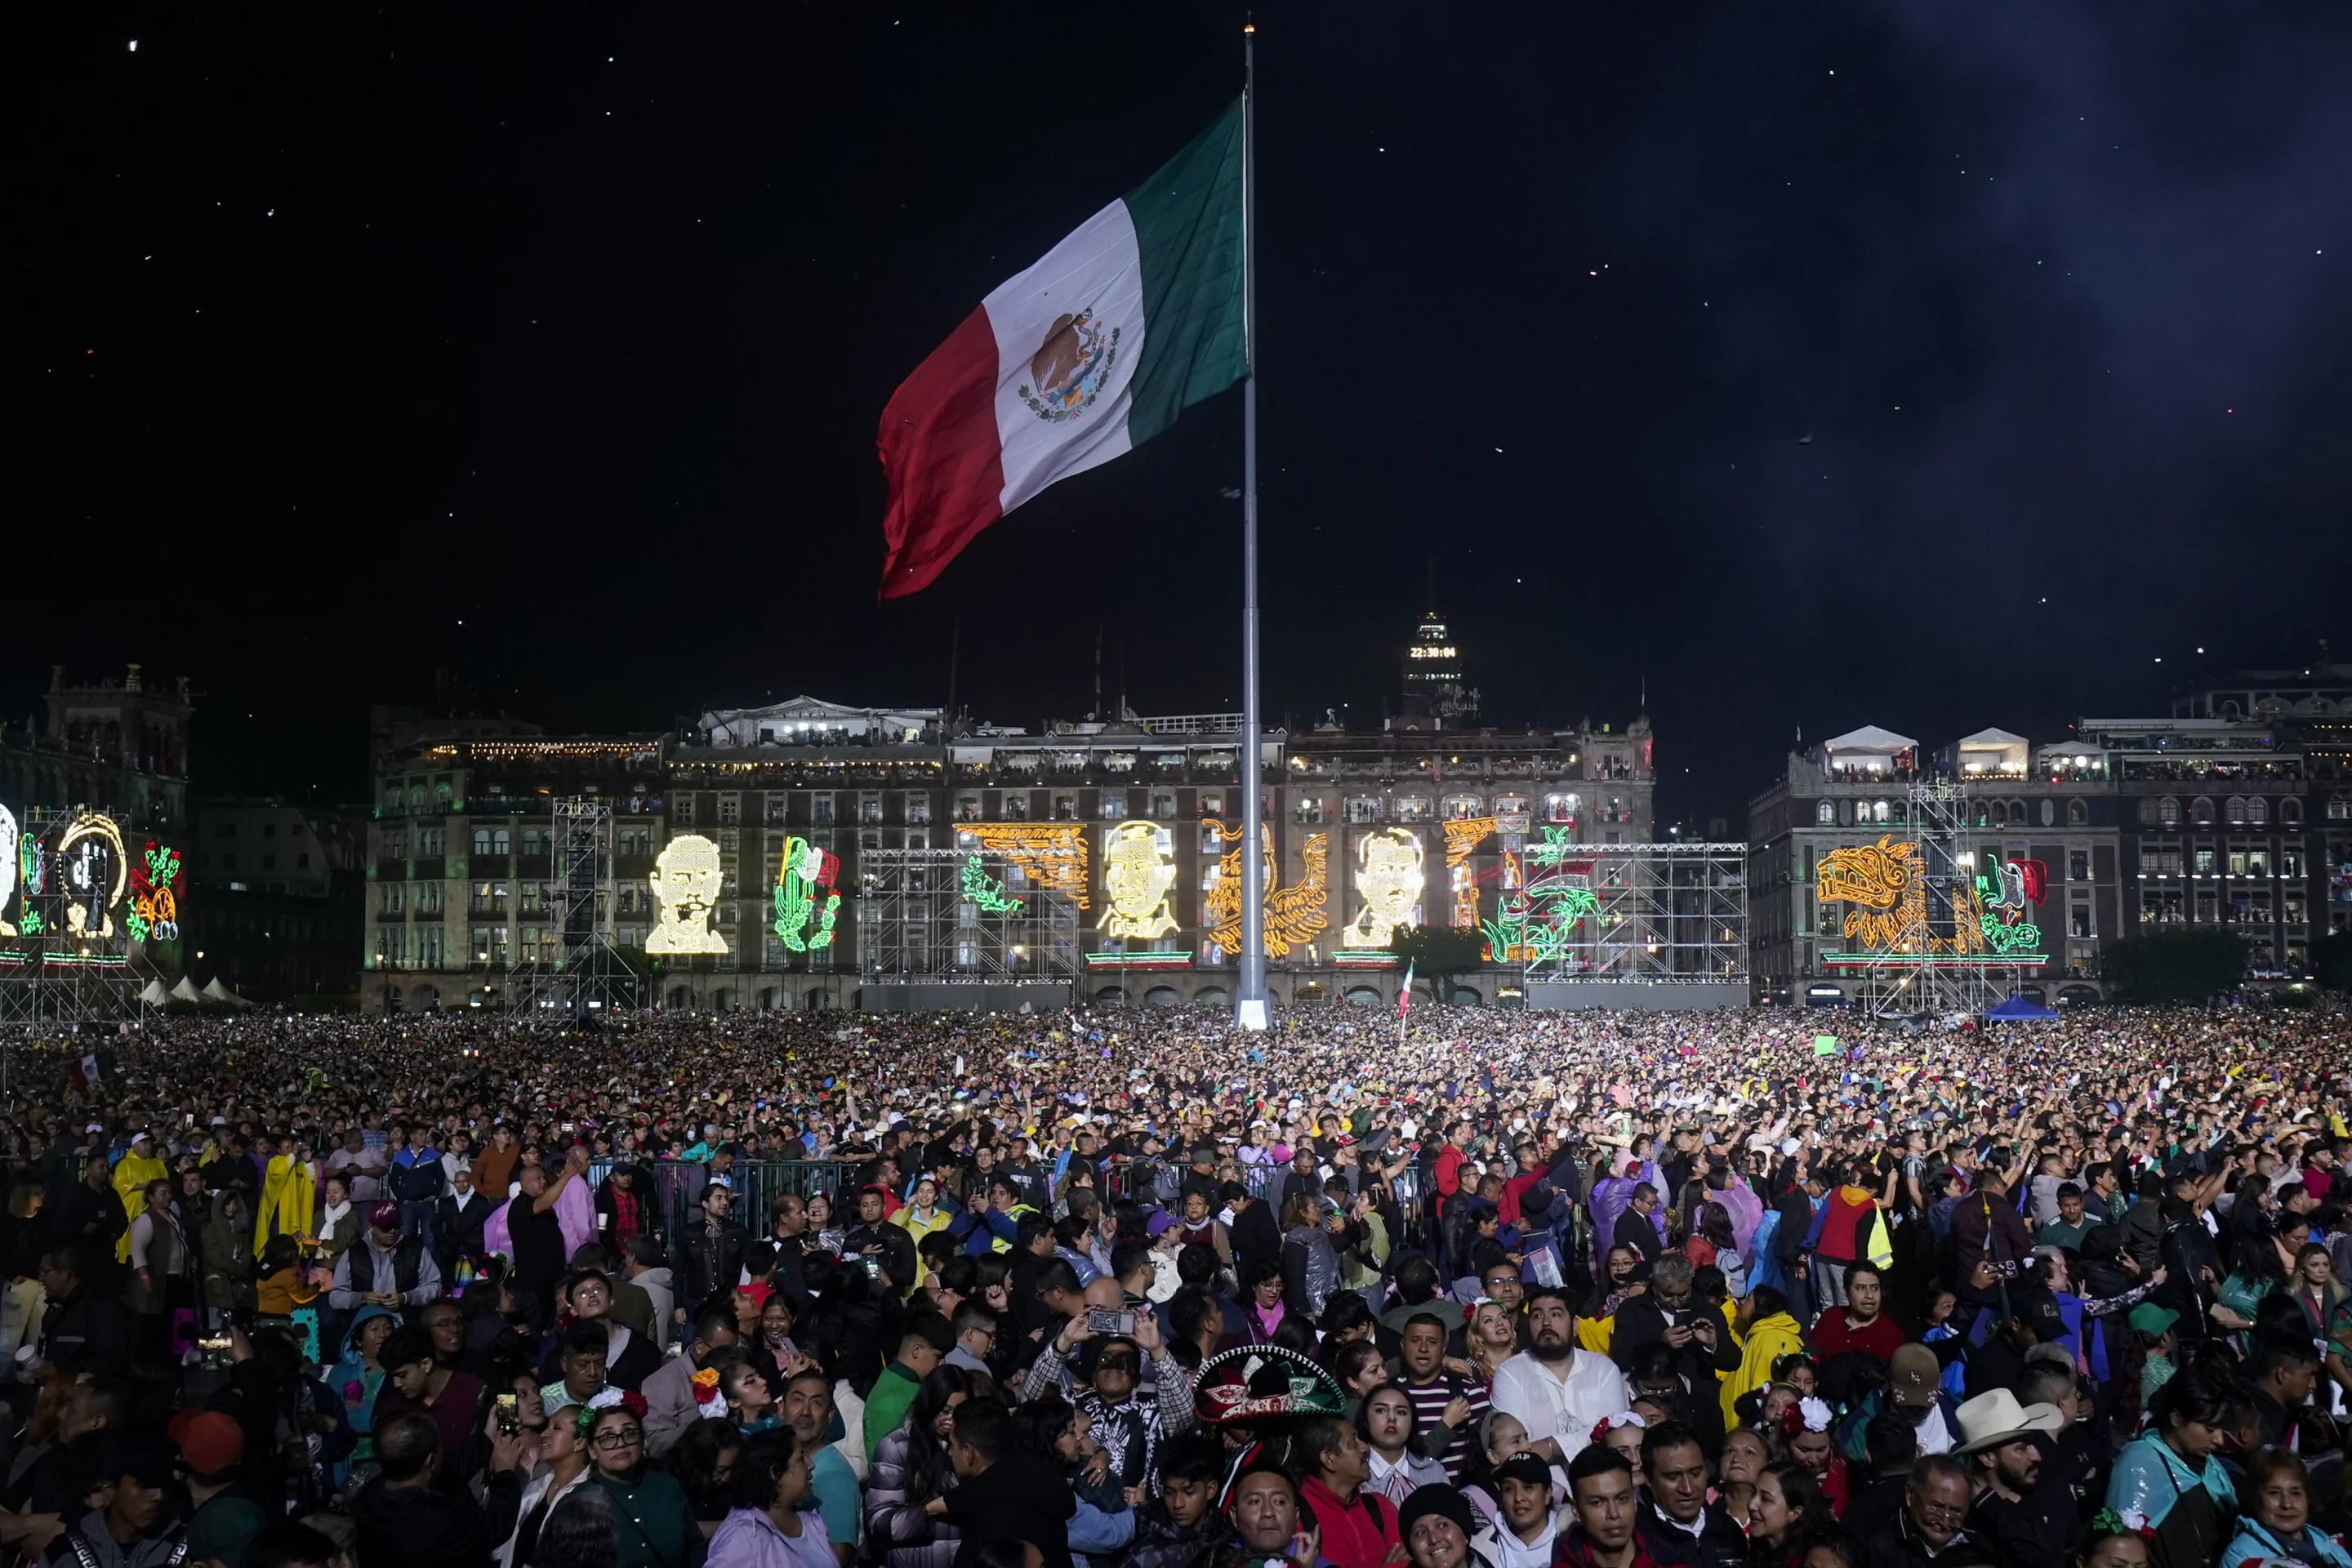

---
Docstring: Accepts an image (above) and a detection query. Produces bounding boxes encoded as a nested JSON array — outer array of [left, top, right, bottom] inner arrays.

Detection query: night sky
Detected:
[[20, 4, 2351, 827]]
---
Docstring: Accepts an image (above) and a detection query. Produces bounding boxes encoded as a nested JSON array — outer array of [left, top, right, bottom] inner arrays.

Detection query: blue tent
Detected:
[[1984, 991, 2059, 1021]]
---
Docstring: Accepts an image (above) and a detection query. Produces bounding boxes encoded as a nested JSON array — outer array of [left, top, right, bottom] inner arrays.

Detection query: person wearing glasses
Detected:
[[586, 1400, 707, 1568]]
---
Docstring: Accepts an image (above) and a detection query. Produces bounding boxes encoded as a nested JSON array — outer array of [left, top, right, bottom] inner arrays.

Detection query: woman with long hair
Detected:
[[865, 1365, 980, 1568], [1745, 1461, 1826, 1568], [1692, 1201, 1746, 1298], [662, 1417, 740, 1539], [1466, 1298, 1518, 1388]]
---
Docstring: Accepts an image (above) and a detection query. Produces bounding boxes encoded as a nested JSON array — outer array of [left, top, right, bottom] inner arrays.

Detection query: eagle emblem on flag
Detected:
[[1018, 308, 1120, 422]]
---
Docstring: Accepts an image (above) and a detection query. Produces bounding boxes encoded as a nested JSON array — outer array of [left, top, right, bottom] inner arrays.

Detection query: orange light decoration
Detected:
[[964, 823, 1090, 909], [1201, 819, 1328, 959]]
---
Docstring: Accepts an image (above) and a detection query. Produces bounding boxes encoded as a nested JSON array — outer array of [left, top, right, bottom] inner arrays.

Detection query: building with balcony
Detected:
[[1748, 725, 2127, 1007], [356, 618, 1656, 1011]]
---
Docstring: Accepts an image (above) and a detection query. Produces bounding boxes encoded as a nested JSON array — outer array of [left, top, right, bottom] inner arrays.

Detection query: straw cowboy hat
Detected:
[[1953, 1389, 2065, 1454]]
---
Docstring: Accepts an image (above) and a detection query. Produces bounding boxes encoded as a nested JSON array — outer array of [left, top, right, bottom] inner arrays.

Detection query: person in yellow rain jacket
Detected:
[[892, 1176, 956, 1246], [255, 1134, 317, 1259], [110, 1132, 167, 1264], [1723, 1284, 1805, 1428]]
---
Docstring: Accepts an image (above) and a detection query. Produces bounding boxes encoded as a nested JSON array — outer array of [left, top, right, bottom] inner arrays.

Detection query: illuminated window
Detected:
[[381, 884, 404, 913], [1395, 796, 1432, 822], [1296, 797, 1325, 825], [860, 795, 883, 824], [1149, 792, 1175, 819], [907, 795, 931, 825], [1872, 800, 1891, 824], [675, 795, 697, 826], [719, 794, 742, 826], [1200, 793, 1223, 817], [2246, 796, 2266, 826], [2158, 795, 2180, 826], [1444, 795, 1483, 821], [1816, 800, 1835, 826], [1546, 794, 1579, 823], [2069, 799, 2087, 826]]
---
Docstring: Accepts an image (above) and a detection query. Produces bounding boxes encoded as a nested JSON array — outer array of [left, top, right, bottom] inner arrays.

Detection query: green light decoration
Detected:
[[1973, 867, 2042, 956], [772, 836, 843, 952], [1481, 826, 1597, 964], [960, 855, 1022, 914]]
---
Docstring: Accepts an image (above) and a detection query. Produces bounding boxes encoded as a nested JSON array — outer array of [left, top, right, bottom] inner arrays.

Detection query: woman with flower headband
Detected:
[[510, 1382, 595, 1568], [1777, 1398, 1846, 1519], [584, 1392, 707, 1568]]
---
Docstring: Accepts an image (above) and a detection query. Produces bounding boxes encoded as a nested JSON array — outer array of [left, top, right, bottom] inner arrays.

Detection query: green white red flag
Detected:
[[877, 101, 1247, 598]]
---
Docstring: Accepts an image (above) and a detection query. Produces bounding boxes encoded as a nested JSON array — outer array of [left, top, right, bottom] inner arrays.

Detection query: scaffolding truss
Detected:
[[513, 798, 638, 1015], [857, 848, 1080, 985], [1818, 782, 2041, 1016], [1517, 842, 1748, 985], [0, 807, 156, 1027]]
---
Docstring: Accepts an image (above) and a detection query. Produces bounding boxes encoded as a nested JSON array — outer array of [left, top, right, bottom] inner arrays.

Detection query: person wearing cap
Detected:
[[1840, 1342, 1962, 1466], [1473, 1448, 1568, 1567], [1952, 1389, 2065, 1568], [2127, 1301, 2180, 1407], [327, 1200, 440, 1312], [175, 1410, 264, 1568]]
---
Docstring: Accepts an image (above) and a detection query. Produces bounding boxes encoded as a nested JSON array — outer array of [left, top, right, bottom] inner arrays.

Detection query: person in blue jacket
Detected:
[[2105, 1362, 2237, 1561], [2218, 1447, 2352, 1568]]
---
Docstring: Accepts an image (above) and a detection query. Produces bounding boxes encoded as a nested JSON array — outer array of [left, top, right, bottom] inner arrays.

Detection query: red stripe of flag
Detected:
[[876, 306, 1006, 600]]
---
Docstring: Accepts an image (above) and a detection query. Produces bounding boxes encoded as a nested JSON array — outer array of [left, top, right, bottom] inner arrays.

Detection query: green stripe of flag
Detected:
[[1123, 98, 1248, 447]]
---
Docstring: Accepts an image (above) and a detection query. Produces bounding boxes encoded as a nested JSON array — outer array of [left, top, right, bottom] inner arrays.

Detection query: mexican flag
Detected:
[[877, 100, 1247, 598], [1396, 960, 1414, 1021]]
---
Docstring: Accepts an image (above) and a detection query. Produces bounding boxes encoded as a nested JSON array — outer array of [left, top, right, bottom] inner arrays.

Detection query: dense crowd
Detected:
[[0, 1000, 2347, 1568]]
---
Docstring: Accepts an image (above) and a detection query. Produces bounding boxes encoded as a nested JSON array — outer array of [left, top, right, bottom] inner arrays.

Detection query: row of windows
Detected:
[[2136, 795, 2307, 827], [1813, 797, 2091, 828]]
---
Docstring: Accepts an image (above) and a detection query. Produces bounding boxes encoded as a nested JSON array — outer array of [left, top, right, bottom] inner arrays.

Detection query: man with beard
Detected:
[[1490, 1286, 1630, 1464], [1956, 1390, 2065, 1568]]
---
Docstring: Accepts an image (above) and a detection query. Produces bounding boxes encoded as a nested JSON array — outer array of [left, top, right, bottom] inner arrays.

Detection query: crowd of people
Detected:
[[0, 1000, 2345, 1568]]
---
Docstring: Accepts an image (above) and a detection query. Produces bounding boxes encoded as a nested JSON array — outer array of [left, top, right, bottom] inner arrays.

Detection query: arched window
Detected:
[[2068, 799, 2087, 826], [2008, 800, 2027, 826], [2244, 797, 2265, 826], [2190, 796, 2215, 826], [2137, 796, 2157, 825], [2225, 796, 2247, 826], [2158, 796, 2181, 826], [2280, 798, 2301, 826], [1817, 800, 1835, 826], [1873, 800, 1891, 824]]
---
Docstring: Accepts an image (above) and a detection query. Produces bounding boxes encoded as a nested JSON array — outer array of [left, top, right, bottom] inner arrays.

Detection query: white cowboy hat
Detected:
[[1953, 1389, 2064, 1454]]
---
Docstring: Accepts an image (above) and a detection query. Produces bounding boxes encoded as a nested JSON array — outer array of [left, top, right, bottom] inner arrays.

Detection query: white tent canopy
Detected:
[[169, 976, 203, 1003], [138, 978, 169, 1006], [201, 977, 252, 1007]]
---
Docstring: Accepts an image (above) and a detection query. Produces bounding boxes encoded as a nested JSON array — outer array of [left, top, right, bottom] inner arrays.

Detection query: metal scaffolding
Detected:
[[513, 798, 638, 1015], [1517, 842, 1748, 985], [0, 807, 154, 1027], [1820, 782, 2040, 1016], [857, 847, 1080, 985]]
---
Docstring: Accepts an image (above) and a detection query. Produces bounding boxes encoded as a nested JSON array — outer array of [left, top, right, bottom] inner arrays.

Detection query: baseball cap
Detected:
[[1145, 1211, 1180, 1237], [366, 1201, 402, 1230], [1493, 1451, 1552, 1489], [172, 1411, 246, 1479], [1886, 1343, 1940, 1407], [2126, 1303, 2178, 1337]]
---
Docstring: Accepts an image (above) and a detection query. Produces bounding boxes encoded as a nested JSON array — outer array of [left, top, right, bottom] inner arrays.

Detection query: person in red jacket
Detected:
[[1808, 1263, 1906, 1365], [1806, 1162, 1891, 1308], [1294, 1413, 1401, 1568]]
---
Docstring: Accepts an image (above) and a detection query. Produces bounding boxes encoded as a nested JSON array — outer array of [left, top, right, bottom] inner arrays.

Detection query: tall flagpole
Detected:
[[1237, 16, 1267, 1031]]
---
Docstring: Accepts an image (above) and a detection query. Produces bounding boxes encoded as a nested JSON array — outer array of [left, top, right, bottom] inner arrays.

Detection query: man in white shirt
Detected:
[[1489, 1286, 1629, 1464]]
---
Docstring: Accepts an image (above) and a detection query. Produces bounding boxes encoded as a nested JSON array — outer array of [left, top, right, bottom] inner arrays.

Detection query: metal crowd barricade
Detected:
[[606, 1159, 871, 1245]]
